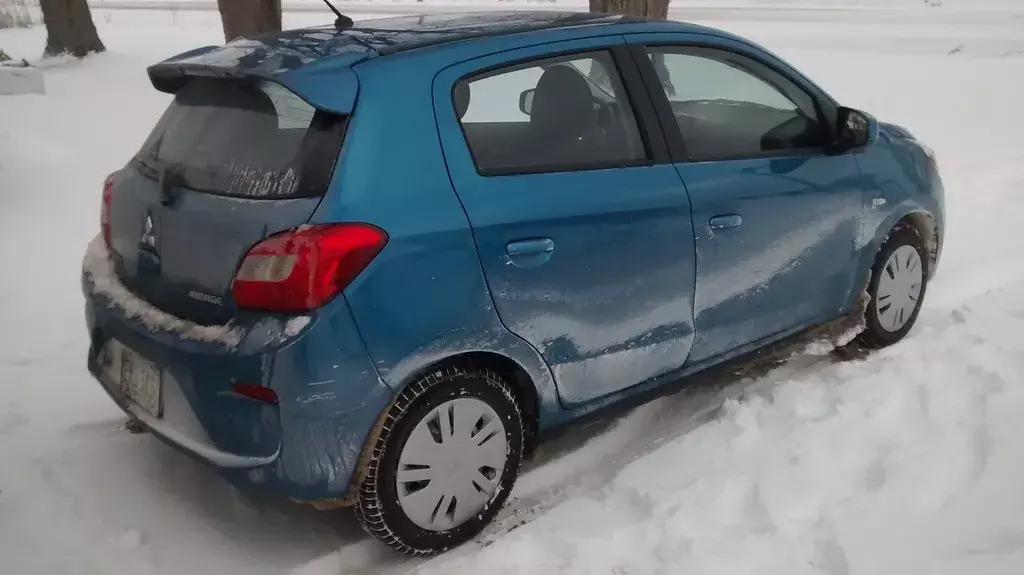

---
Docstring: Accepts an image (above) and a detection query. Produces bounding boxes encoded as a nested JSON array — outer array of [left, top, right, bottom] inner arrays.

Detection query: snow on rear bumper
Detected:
[[81, 235, 396, 501], [81, 235, 245, 348]]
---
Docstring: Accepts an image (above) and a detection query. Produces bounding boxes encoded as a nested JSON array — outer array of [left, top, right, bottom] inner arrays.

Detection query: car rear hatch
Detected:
[[105, 36, 367, 326]]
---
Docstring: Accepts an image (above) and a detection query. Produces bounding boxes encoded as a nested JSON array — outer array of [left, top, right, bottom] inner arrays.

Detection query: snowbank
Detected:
[[0, 63, 43, 94], [415, 282, 1024, 574]]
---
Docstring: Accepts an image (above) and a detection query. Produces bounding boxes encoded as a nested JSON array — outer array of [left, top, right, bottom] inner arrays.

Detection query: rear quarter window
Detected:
[[135, 77, 346, 199]]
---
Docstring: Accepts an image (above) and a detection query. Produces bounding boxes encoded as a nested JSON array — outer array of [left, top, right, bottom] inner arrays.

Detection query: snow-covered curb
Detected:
[[82, 235, 243, 346]]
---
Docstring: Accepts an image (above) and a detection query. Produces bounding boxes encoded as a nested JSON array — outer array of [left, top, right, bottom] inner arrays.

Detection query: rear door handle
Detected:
[[506, 238, 555, 257], [709, 214, 743, 229]]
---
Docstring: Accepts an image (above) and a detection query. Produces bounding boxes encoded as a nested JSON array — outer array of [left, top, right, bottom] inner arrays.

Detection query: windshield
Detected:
[[134, 77, 346, 199]]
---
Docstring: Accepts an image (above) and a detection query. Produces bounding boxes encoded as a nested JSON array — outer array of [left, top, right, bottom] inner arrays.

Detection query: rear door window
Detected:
[[452, 50, 649, 175], [134, 77, 346, 199]]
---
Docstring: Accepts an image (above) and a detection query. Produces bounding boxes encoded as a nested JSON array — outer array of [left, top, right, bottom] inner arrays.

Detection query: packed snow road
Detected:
[[2, 6, 1024, 575]]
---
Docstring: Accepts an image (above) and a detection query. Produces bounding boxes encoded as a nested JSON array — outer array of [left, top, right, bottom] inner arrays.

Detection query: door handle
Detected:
[[709, 214, 743, 230], [506, 238, 555, 257]]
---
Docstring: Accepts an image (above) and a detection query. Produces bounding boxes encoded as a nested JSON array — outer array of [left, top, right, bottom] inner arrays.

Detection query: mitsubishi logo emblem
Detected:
[[141, 213, 157, 249]]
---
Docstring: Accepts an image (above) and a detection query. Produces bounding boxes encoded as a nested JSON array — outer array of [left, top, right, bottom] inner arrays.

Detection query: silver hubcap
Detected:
[[396, 398, 507, 531], [875, 244, 924, 332]]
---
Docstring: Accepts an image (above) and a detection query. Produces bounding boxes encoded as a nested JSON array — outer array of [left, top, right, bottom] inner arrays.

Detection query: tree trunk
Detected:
[[39, 0, 105, 58], [216, 0, 282, 43], [647, 0, 670, 20], [589, 0, 671, 90], [590, 0, 670, 19]]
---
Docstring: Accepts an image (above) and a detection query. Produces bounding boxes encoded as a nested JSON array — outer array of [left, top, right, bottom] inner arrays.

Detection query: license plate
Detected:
[[119, 345, 162, 418]]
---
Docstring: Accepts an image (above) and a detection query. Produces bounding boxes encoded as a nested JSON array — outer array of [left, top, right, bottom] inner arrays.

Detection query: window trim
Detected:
[[629, 42, 840, 164], [449, 45, 669, 178]]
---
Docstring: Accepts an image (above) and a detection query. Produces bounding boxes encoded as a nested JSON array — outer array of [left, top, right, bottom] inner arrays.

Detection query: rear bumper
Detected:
[[82, 236, 394, 502], [90, 337, 280, 468]]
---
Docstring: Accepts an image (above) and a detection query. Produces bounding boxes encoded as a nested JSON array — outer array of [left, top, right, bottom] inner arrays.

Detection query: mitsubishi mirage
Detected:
[[82, 11, 945, 555]]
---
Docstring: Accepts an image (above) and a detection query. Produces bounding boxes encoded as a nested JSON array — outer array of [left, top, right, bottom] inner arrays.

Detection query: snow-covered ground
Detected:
[[2, 4, 1024, 575]]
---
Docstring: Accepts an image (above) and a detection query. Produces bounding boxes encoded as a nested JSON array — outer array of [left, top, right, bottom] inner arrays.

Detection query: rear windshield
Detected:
[[134, 77, 347, 199]]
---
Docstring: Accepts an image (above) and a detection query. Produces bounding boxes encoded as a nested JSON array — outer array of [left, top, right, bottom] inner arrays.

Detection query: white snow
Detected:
[[283, 315, 312, 337], [3, 4, 1024, 575], [414, 286, 1024, 574], [0, 63, 44, 95]]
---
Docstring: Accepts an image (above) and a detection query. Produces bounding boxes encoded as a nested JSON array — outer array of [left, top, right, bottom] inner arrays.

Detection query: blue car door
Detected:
[[625, 34, 866, 364], [432, 37, 697, 407]]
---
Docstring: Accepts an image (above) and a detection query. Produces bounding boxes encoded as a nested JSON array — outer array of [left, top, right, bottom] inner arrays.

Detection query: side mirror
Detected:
[[519, 88, 535, 116], [836, 106, 871, 150]]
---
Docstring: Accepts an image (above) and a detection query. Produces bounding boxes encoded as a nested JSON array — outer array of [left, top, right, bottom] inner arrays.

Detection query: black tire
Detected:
[[858, 225, 930, 349], [354, 365, 524, 556]]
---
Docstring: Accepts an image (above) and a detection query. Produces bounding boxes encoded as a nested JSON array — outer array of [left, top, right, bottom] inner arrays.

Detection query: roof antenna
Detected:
[[321, 0, 353, 30]]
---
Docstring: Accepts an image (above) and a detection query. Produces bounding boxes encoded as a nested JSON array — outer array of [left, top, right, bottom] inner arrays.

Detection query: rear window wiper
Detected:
[[158, 165, 186, 206]]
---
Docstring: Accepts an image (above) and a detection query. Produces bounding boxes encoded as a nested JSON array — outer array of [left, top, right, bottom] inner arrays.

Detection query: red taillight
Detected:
[[232, 382, 279, 404], [101, 174, 114, 248], [231, 223, 388, 312]]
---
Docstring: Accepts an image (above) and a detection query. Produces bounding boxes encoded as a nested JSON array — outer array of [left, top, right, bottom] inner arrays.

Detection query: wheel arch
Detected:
[[847, 203, 940, 314], [898, 209, 940, 277], [414, 350, 541, 443], [346, 349, 544, 501], [872, 208, 940, 278], [856, 215, 932, 348]]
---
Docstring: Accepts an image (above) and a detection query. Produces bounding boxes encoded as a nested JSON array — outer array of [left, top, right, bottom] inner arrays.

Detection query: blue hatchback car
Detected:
[[82, 11, 944, 555]]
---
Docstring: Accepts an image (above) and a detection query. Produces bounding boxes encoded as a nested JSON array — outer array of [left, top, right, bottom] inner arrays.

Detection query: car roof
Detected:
[[151, 12, 655, 85], [148, 11, 730, 114], [340, 11, 635, 55], [157, 10, 716, 74]]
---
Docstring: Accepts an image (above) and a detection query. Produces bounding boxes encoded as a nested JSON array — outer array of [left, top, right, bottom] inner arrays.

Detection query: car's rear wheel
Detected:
[[858, 224, 930, 348], [355, 365, 524, 556]]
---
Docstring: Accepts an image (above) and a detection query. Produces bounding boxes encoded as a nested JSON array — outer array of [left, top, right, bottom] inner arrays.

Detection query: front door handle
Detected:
[[506, 238, 555, 257], [506, 238, 555, 268], [709, 214, 743, 230]]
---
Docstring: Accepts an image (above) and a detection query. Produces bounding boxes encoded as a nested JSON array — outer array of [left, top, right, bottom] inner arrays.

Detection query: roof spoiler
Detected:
[[145, 40, 363, 115]]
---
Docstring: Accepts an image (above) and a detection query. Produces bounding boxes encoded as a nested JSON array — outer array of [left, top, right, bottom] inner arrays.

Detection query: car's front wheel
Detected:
[[355, 365, 524, 556], [858, 224, 931, 348]]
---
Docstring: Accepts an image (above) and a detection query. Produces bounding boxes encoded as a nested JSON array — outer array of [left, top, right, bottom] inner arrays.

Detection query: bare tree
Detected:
[[38, 0, 104, 57], [589, 0, 670, 19], [217, 0, 282, 43], [1, 0, 34, 30]]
